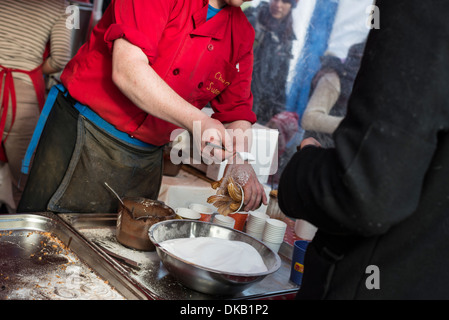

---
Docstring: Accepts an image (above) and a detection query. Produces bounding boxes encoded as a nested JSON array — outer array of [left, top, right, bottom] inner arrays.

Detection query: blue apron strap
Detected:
[[21, 84, 66, 174], [72, 101, 154, 148]]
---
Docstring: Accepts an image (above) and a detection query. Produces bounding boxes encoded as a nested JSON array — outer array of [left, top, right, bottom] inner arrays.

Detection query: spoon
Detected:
[[104, 182, 124, 206]]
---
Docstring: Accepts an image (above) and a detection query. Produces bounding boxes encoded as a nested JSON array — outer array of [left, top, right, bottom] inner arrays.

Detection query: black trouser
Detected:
[[18, 91, 163, 213]]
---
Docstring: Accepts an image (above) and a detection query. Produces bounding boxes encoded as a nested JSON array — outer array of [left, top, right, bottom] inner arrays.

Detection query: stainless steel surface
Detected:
[[60, 213, 299, 299], [0, 213, 148, 300], [93, 241, 141, 270], [149, 220, 281, 295]]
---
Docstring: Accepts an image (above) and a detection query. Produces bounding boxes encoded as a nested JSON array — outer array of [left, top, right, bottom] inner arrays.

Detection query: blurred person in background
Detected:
[[245, 0, 298, 125], [0, 0, 72, 212], [301, 41, 366, 148], [245, 0, 299, 187]]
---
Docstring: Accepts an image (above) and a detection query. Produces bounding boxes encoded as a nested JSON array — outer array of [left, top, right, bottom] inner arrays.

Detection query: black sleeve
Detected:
[[278, 0, 449, 237]]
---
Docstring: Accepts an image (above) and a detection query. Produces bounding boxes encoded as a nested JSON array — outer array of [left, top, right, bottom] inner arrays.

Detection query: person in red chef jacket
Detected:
[[18, 0, 267, 214]]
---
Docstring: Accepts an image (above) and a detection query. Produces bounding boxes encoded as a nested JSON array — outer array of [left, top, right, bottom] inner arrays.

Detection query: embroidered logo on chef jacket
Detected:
[[294, 262, 304, 273], [206, 71, 231, 95]]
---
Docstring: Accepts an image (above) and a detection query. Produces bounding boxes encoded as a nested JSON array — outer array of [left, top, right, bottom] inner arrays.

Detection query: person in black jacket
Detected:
[[278, 0, 449, 299]]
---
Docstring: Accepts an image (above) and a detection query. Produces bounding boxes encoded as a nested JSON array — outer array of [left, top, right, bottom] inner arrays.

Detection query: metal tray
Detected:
[[59, 213, 299, 300], [0, 212, 149, 300]]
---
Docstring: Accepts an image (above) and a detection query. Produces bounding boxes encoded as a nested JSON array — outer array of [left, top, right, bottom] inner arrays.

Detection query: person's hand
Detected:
[[299, 137, 322, 150], [192, 117, 234, 164], [221, 155, 268, 212]]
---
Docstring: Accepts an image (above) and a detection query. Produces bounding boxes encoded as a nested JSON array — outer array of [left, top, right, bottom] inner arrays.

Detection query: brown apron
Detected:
[[0, 63, 45, 162]]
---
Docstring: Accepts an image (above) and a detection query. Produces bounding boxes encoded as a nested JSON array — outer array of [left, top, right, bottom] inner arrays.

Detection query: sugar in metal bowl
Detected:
[[148, 220, 281, 296]]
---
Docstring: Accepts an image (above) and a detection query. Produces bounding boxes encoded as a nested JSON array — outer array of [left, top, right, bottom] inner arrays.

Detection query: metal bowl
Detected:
[[148, 219, 281, 296]]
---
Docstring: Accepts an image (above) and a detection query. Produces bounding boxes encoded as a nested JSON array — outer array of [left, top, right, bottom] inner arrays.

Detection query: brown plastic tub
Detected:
[[116, 197, 176, 251]]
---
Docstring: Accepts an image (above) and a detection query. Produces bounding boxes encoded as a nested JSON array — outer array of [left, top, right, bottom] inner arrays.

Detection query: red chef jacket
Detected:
[[60, 0, 257, 146]]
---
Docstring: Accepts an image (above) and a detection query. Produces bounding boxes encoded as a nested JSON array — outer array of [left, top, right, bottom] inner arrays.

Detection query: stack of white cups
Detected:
[[213, 214, 235, 228], [262, 218, 287, 253], [294, 219, 318, 241], [245, 211, 269, 240]]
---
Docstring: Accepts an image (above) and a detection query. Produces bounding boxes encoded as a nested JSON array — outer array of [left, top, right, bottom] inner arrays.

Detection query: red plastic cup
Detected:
[[228, 212, 248, 231], [189, 203, 215, 222]]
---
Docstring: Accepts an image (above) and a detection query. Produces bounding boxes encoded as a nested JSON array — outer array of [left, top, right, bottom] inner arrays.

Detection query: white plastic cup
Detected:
[[294, 219, 318, 240], [213, 214, 235, 228], [263, 233, 285, 243], [175, 207, 201, 220], [264, 240, 282, 253], [265, 218, 287, 230], [189, 203, 215, 222], [246, 230, 263, 241], [245, 211, 268, 234], [249, 211, 269, 222], [262, 218, 287, 244]]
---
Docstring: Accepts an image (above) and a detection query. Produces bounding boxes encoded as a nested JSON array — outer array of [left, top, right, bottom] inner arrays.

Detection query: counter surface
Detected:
[[60, 213, 299, 300]]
